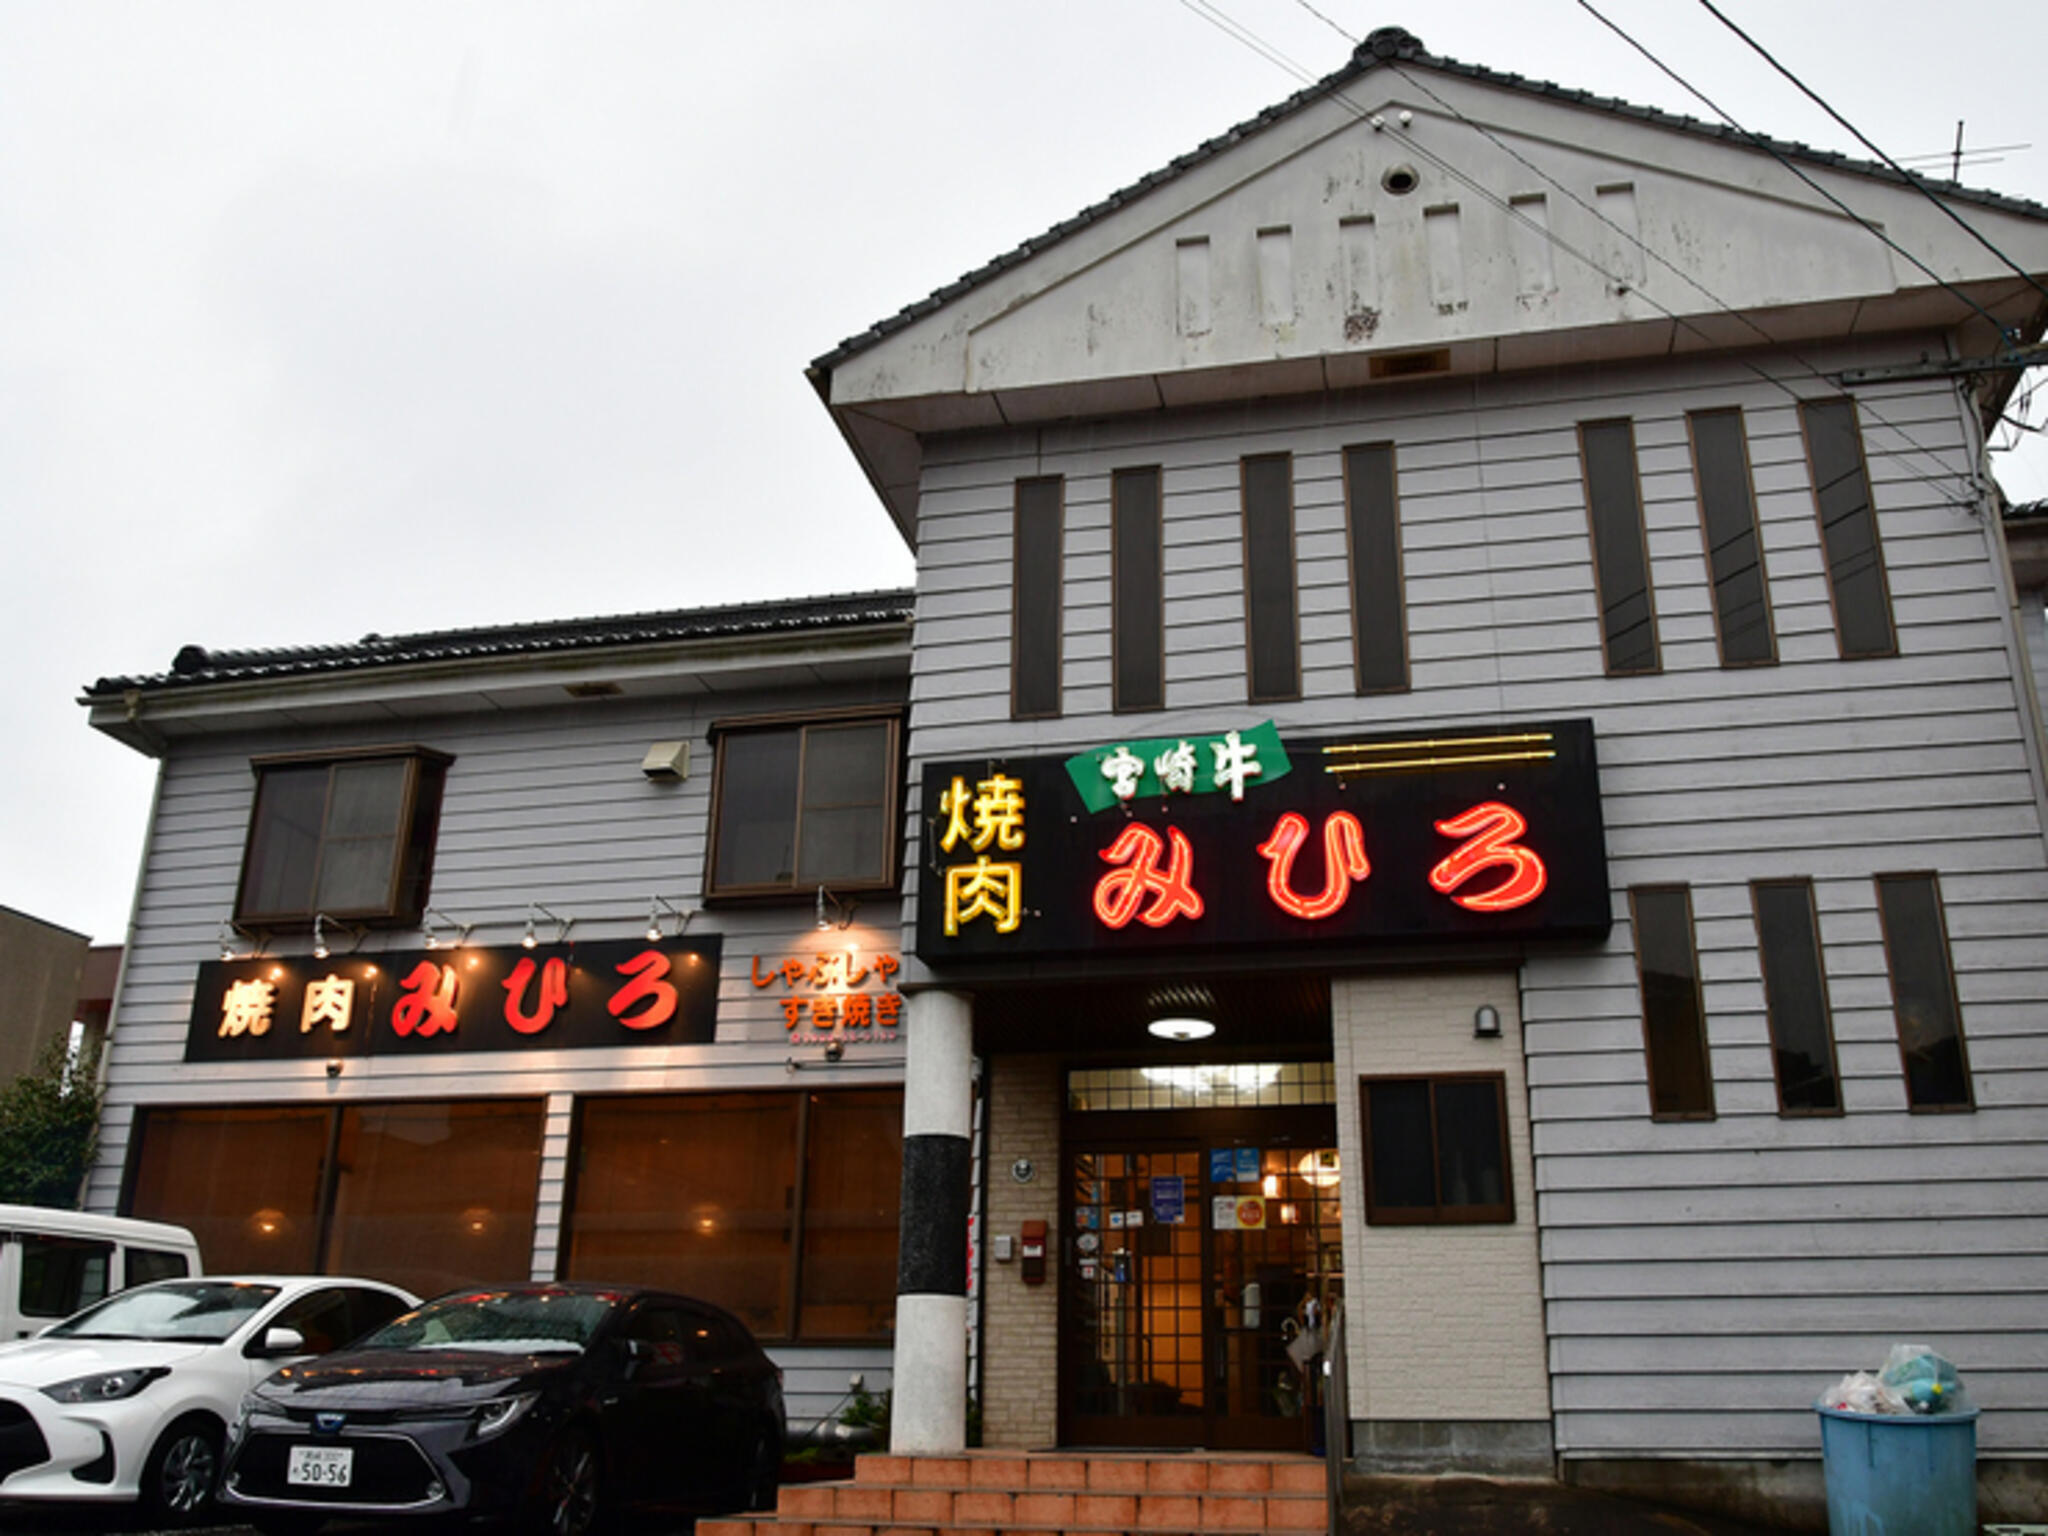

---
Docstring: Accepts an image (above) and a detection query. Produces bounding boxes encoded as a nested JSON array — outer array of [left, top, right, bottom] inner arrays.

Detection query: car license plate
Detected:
[[286, 1445, 353, 1487]]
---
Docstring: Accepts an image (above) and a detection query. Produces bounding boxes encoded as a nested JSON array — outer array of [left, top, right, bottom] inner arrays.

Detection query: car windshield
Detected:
[[47, 1281, 283, 1343], [360, 1290, 616, 1354]]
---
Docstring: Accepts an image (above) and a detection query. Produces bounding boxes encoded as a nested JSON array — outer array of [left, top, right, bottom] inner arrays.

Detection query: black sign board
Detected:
[[184, 937, 722, 1063], [915, 718, 1609, 965]]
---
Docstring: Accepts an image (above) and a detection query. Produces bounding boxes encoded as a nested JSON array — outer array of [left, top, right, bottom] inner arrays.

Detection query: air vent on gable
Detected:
[[1368, 348, 1452, 380]]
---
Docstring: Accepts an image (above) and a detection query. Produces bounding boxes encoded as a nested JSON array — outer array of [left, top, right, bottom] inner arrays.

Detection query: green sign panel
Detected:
[[1063, 721, 1292, 814]]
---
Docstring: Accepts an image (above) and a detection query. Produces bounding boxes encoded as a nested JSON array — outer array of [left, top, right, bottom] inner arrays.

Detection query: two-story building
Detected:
[[80, 593, 915, 1434], [807, 24, 2048, 1524]]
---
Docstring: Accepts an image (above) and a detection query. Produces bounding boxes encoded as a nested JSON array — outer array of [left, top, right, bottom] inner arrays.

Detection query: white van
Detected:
[[0, 1206, 202, 1339]]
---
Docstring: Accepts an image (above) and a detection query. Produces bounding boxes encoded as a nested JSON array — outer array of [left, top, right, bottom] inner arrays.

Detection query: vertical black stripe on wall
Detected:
[[1344, 443, 1408, 694], [1112, 467, 1164, 711], [1242, 453, 1300, 702], [897, 1132, 971, 1296], [1013, 477, 1064, 719]]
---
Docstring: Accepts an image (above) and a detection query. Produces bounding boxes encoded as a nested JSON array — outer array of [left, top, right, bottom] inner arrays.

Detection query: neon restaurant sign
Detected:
[[916, 719, 1610, 964], [184, 938, 722, 1063]]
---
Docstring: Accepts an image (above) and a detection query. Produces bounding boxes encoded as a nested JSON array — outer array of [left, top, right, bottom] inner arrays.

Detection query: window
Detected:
[[1344, 442, 1408, 693], [1631, 885, 1714, 1118], [125, 1100, 545, 1292], [323, 1101, 546, 1299], [235, 747, 451, 928], [1359, 1074, 1513, 1225], [1013, 476, 1064, 719], [1687, 408, 1776, 666], [1241, 453, 1300, 702], [18, 1237, 111, 1319], [1751, 879, 1841, 1113], [1578, 419, 1660, 675], [1112, 466, 1164, 712], [1801, 398, 1897, 659], [1876, 873, 1973, 1110], [706, 710, 901, 898], [126, 1247, 191, 1287], [563, 1089, 902, 1342]]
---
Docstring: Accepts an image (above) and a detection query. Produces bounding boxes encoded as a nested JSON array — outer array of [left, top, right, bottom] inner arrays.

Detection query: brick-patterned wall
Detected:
[[1332, 971, 1551, 1424], [979, 1052, 1062, 1447]]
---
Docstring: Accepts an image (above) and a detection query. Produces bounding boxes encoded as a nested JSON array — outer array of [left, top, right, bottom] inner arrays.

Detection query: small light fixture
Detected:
[[525, 902, 572, 950], [823, 1037, 845, 1063], [1474, 1004, 1503, 1039], [645, 895, 690, 942], [815, 885, 855, 931], [311, 913, 361, 962], [421, 908, 473, 952], [1145, 983, 1218, 1042], [218, 922, 238, 962]]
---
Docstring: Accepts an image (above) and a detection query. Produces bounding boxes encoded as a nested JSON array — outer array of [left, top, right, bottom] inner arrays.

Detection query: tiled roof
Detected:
[[809, 26, 2048, 378], [85, 588, 915, 697]]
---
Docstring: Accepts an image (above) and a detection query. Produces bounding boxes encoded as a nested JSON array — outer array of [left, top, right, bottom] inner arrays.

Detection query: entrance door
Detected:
[[1063, 1113, 1341, 1449]]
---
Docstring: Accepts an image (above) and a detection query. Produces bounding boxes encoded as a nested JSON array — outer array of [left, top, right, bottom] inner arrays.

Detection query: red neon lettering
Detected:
[[502, 956, 569, 1035], [390, 962, 459, 1038], [1093, 824, 1204, 930], [1258, 811, 1371, 920], [608, 950, 678, 1031], [1430, 802, 1547, 912]]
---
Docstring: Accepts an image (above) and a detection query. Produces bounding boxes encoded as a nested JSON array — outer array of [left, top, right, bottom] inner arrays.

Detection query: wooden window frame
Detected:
[[1577, 418, 1662, 677], [1749, 878, 1843, 1117], [1685, 407, 1779, 668], [1011, 475, 1064, 720], [1343, 441, 1410, 695], [233, 745, 452, 931], [702, 706, 904, 903], [1111, 465, 1165, 714], [1799, 397, 1899, 660], [1358, 1072, 1515, 1226], [1629, 884, 1716, 1120], [1240, 451, 1302, 704], [1874, 871, 1975, 1113]]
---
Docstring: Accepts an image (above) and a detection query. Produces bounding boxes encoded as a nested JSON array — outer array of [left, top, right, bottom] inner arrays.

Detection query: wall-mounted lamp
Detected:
[[218, 922, 239, 962], [823, 1037, 846, 1063], [1145, 983, 1218, 1042], [523, 902, 573, 950], [1474, 1004, 1503, 1039], [815, 885, 856, 931], [645, 895, 692, 942], [311, 913, 362, 962], [420, 908, 474, 952]]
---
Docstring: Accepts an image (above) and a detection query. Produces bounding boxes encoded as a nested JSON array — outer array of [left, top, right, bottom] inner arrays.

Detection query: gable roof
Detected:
[[84, 588, 915, 699], [811, 26, 2048, 380]]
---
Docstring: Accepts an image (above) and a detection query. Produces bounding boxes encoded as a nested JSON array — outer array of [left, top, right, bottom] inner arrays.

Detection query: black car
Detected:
[[218, 1283, 785, 1536]]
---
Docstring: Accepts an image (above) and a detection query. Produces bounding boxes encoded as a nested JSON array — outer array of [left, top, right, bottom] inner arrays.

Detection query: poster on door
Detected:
[[1211, 1194, 1268, 1230]]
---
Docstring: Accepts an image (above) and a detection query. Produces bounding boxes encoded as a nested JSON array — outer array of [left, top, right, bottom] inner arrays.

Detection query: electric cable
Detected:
[[1573, 0, 2023, 344], [1694, 0, 2048, 311], [1168, 0, 1987, 499]]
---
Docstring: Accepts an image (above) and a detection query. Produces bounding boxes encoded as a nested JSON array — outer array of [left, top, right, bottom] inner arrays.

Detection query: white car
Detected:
[[0, 1274, 416, 1520]]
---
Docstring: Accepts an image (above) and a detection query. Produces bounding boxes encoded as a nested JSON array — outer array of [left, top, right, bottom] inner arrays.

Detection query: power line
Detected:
[[1288, 0, 1356, 46], [1167, 0, 1985, 499], [1573, 0, 2023, 346], [1695, 0, 2048, 313]]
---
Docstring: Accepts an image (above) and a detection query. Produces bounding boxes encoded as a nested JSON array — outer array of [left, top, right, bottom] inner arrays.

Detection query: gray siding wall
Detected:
[[904, 338, 2048, 1460], [94, 681, 905, 1419]]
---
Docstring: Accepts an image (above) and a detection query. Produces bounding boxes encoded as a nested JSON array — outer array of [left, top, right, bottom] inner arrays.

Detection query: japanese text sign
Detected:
[[185, 937, 722, 1063], [918, 719, 1609, 964]]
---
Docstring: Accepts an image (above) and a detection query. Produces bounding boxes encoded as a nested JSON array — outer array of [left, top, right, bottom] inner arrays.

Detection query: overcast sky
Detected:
[[5, 1, 2046, 944]]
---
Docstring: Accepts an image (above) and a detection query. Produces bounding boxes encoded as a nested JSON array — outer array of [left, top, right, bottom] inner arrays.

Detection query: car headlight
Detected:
[[41, 1366, 170, 1404], [472, 1392, 539, 1441]]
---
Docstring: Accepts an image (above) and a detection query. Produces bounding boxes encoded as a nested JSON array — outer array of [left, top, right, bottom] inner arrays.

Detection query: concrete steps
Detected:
[[704, 1450, 1328, 1536]]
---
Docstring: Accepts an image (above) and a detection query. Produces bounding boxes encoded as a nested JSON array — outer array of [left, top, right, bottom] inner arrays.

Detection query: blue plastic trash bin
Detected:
[[1816, 1404, 1978, 1536]]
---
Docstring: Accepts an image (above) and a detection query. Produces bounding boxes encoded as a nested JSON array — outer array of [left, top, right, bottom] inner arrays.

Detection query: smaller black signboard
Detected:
[[184, 937, 722, 1063]]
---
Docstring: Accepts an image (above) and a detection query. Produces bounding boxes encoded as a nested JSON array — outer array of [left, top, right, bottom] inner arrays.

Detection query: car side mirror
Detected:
[[620, 1338, 649, 1378], [257, 1325, 307, 1357]]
